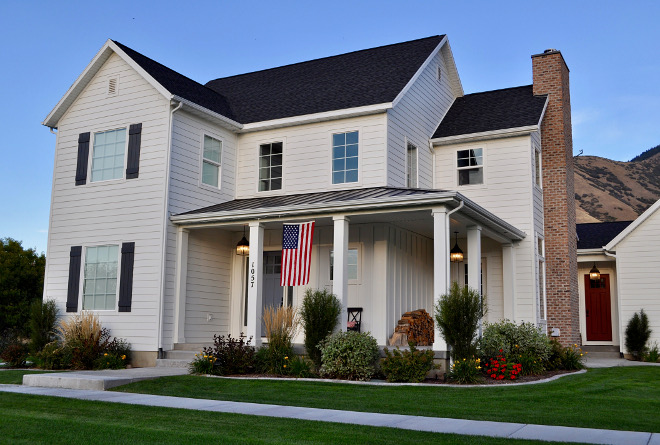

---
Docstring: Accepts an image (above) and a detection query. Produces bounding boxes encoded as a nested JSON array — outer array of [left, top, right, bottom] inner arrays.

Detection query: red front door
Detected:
[[584, 274, 612, 341]]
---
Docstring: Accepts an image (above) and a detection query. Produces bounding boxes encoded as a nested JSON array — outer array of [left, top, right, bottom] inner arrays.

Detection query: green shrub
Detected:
[[34, 341, 71, 370], [381, 343, 435, 383], [94, 352, 129, 370], [286, 355, 314, 378], [300, 289, 342, 369], [517, 352, 545, 375], [448, 357, 482, 384], [29, 299, 58, 353], [202, 334, 254, 375], [561, 344, 586, 370], [0, 342, 29, 367], [260, 306, 299, 375], [434, 282, 485, 360], [319, 331, 379, 381], [643, 342, 659, 363], [625, 310, 652, 360], [544, 339, 565, 371], [189, 352, 217, 375], [479, 320, 551, 363]]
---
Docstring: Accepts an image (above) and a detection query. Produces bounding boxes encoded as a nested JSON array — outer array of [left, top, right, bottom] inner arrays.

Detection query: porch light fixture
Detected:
[[450, 231, 463, 263], [236, 226, 249, 256], [589, 262, 601, 281]]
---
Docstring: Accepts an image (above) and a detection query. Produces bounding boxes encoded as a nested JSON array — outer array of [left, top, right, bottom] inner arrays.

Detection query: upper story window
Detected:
[[535, 149, 542, 187], [457, 148, 483, 185], [202, 135, 222, 188], [407, 142, 418, 188], [91, 129, 126, 182], [332, 131, 358, 184], [83, 245, 119, 310], [259, 142, 283, 191]]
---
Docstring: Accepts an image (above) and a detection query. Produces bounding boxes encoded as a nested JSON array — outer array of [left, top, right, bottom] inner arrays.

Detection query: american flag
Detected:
[[281, 221, 315, 286]]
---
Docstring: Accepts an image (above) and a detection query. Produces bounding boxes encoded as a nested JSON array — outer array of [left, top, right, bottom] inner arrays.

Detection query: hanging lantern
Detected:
[[589, 262, 601, 281], [236, 226, 249, 256], [450, 231, 463, 263]]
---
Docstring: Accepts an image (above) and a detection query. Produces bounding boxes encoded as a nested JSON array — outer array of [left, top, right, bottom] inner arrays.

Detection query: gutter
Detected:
[[431, 125, 539, 146], [171, 95, 243, 131]]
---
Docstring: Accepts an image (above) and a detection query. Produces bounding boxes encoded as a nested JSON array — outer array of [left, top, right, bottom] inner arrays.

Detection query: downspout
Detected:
[[157, 100, 183, 358], [428, 139, 436, 188]]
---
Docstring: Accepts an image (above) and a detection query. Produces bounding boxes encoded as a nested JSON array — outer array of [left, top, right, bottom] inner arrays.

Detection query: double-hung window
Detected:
[[535, 149, 542, 187], [202, 135, 222, 188], [330, 249, 359, 280], [91, 129, 126, 182], [83, 245, 119, 310], [332, 131, 359, 184], [457, 148, 483, 185], [407, 142, 418, 187], [259, 142, 283, 191]]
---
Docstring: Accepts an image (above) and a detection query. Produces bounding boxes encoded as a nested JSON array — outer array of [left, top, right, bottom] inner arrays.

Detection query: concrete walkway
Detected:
[[1, 383, 657, 445], [21, 367, 187, 390]]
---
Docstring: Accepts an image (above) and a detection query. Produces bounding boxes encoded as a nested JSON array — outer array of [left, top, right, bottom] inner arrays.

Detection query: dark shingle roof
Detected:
[[577, 221, 634, 249], [204, 36, 444, 123], [178, 187, 447, 216], [112, 40, 237, 121], [432, 85, 547, 138]]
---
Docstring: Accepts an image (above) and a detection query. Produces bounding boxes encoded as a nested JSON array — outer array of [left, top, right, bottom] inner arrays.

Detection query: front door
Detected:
[[261, 252, 292, 334], [584, 274, 612, 341]]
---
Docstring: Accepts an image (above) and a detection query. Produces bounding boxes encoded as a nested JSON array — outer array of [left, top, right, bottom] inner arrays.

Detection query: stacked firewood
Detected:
[[388, 309, 434, 346]]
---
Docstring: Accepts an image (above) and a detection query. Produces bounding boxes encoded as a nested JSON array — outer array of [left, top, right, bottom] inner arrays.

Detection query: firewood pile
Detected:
[[388, 309, 434, 346]]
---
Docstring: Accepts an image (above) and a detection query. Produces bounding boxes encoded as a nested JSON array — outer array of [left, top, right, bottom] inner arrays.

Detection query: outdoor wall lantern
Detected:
[[236, 226, 249, 256], [589, 262, 601, 281], [450, 231, 464, 263]]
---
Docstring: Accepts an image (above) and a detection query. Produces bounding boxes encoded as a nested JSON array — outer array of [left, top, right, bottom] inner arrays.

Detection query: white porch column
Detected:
[[502, 243, 516, 320], [467, 225, 482, 293], [173, 227, 189, 344], [246, 222, 264, 347], [432, 206, 449, 351], [333, 215, 350, 331]]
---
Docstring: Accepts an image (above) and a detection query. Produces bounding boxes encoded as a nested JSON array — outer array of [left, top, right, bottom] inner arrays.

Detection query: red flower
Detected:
[[491, 374, 496, 378], [499, 349, 503, 353], [511, 375, 516, 380]]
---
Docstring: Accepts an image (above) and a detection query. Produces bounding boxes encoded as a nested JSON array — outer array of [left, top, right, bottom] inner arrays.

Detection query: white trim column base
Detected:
[[246, 223, 264, 347]]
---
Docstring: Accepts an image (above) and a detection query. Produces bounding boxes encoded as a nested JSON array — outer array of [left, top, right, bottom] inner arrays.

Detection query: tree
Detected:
[[0, 238, 46, 336]]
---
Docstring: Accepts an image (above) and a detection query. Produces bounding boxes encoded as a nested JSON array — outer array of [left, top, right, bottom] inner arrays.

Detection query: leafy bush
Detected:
[[484, 353, 522, 380], [479, 320, 551, 363], [644, 342, 659, 363], [625, 310, 652, 360], [261, 306, 299, 375], [94, 352, 129, 370], [518, 352, 545, 375], [319, 331, 379, 381], [448, 357, 482, 384], [202, 334, 254, 375], [29, 299, 58, 353], [300, 289, 342, 369], [381, 343, 435, 383], [434, 282, 485, 360], [286, 355, 314, 378], [189, 353, 217, 375], [0, 342, 29, 367], [34, 341, 71, 370], [561, 344, 586, 370]]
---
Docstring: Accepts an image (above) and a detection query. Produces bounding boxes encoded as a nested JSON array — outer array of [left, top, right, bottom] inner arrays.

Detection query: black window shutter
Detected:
[[66, 246, 82, 312], [118, 242, 135, 312], [75, 133, 90, 185], [125, 124, 142, 179]]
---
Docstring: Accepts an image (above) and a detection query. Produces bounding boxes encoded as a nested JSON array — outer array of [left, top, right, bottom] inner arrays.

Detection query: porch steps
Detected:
[[155, 343, 213, 368], [582, 345, 621, 359]]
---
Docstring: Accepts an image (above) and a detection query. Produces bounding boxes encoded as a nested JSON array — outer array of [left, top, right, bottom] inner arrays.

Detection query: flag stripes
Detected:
[[281, 221, 315, 286]]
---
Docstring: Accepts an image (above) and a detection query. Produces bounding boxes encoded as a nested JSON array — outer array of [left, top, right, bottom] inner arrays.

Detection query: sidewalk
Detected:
[[1, 383, 657, 445]]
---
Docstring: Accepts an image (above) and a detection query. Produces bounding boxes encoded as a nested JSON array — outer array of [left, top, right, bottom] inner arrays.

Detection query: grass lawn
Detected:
[[0, 370, 49, 385], [115, 367, 660, 433], [0, 392, 574, 445]]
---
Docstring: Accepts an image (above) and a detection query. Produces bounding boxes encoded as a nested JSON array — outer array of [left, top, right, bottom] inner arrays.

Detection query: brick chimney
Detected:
[[532, 49, 580, 346]]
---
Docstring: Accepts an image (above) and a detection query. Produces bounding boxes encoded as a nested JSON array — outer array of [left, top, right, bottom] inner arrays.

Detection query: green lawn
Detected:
[[0, 392, 571, 445], [115, 367, 660, 433], [0, 370, 49, 385]]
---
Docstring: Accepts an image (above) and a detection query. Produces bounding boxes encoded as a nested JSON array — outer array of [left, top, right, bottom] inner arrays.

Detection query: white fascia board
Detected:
[[431, 125, 538, 146], [440, 39, 464, 97], [605, 198, 660, 250], [536, 96, 549, 128], [173, 96, 243, 131], [391, 36, 448, 108], [239, 103, 391, 133]]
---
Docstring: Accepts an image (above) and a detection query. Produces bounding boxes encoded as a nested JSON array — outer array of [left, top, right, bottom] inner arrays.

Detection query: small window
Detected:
[[332, 131, 359, 184], [202, 135, 222, 187], [407, 142, 418, 188], [535, 149, 542, 187], [91, 128, 126, 182], [83, 245, 119, 310], [259, 142, 283, 191], [330, 249, 358, 281], [457, 148, 483, 185]]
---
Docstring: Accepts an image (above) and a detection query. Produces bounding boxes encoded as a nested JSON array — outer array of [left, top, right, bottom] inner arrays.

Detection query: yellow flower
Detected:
[[283, 365, 287, 368], [462, 358, 466, 361], [477, 366, 482, 370], [580, 353, 583, 356], [104, 353, 108, 356], [121, 355, 126, 360], [476, 358, 480, 363], [515, 344, 519, 348], [285, 356, 289, 360], [574, 344, 577, 347]]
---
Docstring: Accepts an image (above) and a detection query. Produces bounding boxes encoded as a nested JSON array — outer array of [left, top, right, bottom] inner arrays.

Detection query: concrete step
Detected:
[[164, 350, 199, 360], [581, 345, 620, 353], [173, 343, 212, 351], [23, 368, 187, 390], [156, 358, 192, 369]]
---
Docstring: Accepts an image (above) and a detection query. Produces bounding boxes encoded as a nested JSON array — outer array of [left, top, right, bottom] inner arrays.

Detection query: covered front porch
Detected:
[[167, 188, 526, 353]]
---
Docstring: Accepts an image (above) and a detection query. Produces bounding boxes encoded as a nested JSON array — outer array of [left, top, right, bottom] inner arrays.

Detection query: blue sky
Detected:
[[1, 0, 659, 254]]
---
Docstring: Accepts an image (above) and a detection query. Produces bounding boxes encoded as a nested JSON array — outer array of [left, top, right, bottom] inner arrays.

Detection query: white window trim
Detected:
[[199, 132, 223, 191], [329, 245, 362, 285], [534, 148, 543, 189], [255, 139, 286, 194], [536, 234, 547, 322], [329, 128, 362, 187], [455, 146, 486, 187], [78, 242, 123, 312], [405, 138, 418, 188], [87, 126, 130, 186]]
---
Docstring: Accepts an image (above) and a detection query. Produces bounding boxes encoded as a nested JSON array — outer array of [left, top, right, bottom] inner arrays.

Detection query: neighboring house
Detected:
[[577, 199, 660, 355], [42, 36, 579, 367]]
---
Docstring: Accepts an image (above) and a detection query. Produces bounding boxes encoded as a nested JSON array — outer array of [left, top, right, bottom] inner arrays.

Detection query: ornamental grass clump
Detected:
[[434, 282, 485, 360], [300, 289, 342, 369], [319, 331, 379, 381], [381, 342, 435, 383], [262, 306, 300, 374], [448, 357, 482, 384], [625, 309, 652, 360]]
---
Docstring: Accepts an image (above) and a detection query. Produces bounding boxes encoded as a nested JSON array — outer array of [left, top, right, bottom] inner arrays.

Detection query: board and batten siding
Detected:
[[234, 114, 388, 199], [387, 45, 457, 188], [434, 135, 538, 323], [43, 52, 171, 351], [614, 210, 660, 351], [161, 110, 238, 348]]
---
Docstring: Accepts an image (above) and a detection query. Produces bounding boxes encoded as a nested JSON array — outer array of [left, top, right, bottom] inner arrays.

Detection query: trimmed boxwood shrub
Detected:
[[300, 289, 342, 368], [625, 310, 652, 360], [479, 320, 551, 364], [434, 282, 485, 360], [319, 331, 379, 381]]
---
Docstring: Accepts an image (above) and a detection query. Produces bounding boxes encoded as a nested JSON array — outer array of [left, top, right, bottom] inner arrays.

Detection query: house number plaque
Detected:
[[250, 262, 255, 288]]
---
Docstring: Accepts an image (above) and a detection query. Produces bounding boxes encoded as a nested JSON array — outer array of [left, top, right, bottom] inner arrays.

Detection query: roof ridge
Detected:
[[462, 84, 535, 97], [205, 35, 444, 83]]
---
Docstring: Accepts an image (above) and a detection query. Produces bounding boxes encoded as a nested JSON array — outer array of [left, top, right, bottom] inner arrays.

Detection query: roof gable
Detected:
[[577, 221, 633, 250], [605, 198, 660, 250]]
